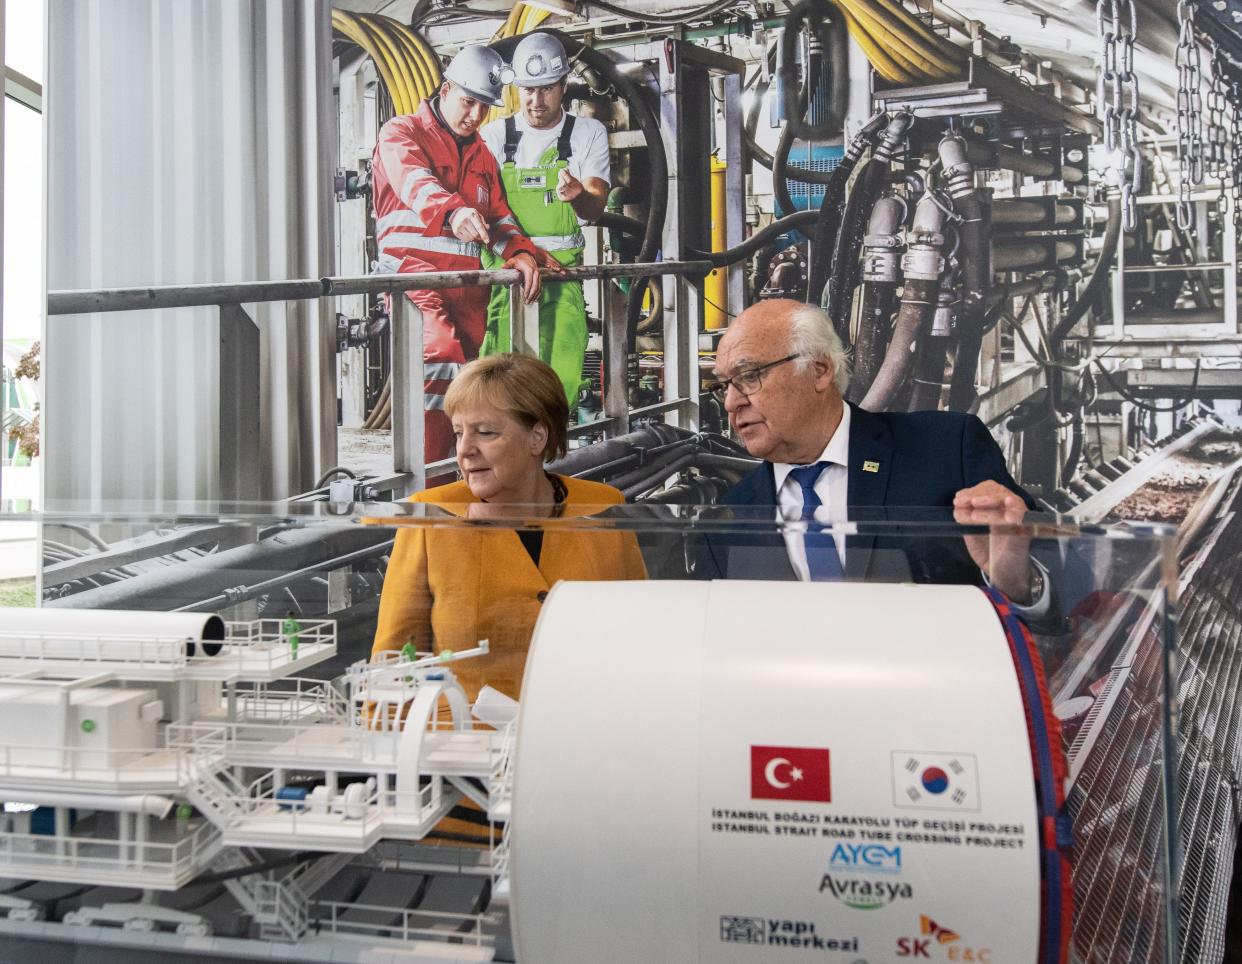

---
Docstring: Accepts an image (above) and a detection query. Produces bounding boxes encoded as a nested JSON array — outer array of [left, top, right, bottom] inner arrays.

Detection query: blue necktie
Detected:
[[788, 461, 844, 581]]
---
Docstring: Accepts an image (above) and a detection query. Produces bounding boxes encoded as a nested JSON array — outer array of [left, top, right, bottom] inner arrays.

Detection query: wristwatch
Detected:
[[1018, 564, 1045, 607]]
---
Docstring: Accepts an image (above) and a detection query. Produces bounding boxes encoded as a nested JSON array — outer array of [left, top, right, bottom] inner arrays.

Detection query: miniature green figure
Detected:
[[282, 612, 301, 657], [400, 641, 417, 662]]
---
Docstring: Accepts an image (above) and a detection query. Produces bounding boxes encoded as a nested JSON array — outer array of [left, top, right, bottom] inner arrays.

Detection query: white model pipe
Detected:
[[511, 581, 1043, 964], [0, 609, 226, 660], [2, 792, 175, 818]]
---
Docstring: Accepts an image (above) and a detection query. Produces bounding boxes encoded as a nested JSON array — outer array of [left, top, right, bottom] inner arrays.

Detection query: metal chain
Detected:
[[1175, 0, 1204, 229], [1208, 44, 1231, 215], [1231, 80, 1242, 234], [1097, 0, 1143, 231]]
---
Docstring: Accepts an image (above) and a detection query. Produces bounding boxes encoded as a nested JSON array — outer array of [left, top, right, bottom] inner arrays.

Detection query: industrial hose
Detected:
[[908, 264, 960, 411], [779, 0, 849, 143], [938, 135, 988, 413], [333, 11, 442, 431], [597, 209, 821, 268], [860, 192, 947, 411], [846, 194, 904, 403], [1049, 198, 1121, 344], [803, 114, 890, 310], [823, 113, 911, 338]]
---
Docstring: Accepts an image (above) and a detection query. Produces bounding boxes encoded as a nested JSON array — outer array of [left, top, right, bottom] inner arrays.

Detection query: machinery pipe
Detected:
[[806, 113, 890, 307], [1050, 198, 1122, 343], [823, 113, 911, 334], [939, 134, 988, 412], [962, 141, 1084, 184], [0, 609, 226, 658], [860, 193, 947, 411], [991, 199, 1078, 226], [991, 240, 1078, 272], [546, 425, 692, 477], [11, 793, 176, 818], [48, 263, 714, 315], [847, 195, 906, 404], [46, 526, 393, 612]]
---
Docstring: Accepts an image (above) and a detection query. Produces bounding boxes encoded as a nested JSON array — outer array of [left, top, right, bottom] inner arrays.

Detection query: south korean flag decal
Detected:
[[891, 750, 981, 811]]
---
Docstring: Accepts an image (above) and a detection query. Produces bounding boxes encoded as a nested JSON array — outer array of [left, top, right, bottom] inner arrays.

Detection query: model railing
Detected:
[[311, 898, 490, 947], [46, 261, 713, 495], [488, 719, 517, 822], [0, 820, 221, 884], [0, 617, 335, 676], [232, 676, 351, 724]]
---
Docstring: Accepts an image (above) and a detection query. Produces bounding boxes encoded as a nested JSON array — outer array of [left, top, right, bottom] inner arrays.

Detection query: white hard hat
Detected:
[[443, 45, 508, 107], [511, 32, 570, 87]]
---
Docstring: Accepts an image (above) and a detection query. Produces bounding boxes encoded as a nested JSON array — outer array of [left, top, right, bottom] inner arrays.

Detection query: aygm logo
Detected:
[[828, 842, 902, 874]]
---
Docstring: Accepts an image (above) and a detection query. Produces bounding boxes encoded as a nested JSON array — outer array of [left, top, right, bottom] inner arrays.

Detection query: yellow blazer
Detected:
[[372, 474, 647, 701]]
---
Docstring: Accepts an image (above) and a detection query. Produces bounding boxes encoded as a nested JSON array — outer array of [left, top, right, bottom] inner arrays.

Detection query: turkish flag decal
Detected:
[[750, 745, 832, 803]]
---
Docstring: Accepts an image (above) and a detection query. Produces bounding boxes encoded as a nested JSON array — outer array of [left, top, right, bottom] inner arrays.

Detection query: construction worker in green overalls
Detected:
[[480, 32, 612, 412]]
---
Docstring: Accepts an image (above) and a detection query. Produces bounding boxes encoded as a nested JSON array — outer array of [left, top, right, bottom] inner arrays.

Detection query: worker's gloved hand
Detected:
[[505, 252, 543, 304], [449, 206, 490, 244], [532, 246, 567, 273], [556, 167, 584, 202], [953, 480, 1034, 603]]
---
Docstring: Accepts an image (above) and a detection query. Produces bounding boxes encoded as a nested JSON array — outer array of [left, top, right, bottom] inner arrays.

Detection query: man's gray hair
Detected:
[[788, 303, 852, 395]]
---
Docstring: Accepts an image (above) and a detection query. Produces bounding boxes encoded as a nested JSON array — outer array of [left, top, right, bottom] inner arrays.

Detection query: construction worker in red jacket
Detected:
[[371, 45, 546, 465]]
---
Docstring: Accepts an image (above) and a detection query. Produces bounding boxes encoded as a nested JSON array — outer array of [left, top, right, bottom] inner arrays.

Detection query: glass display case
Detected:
[[0, 500, 1177, 963]]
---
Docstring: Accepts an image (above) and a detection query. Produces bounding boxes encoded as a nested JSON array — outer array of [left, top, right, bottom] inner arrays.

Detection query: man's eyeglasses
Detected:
[[706, 354, 801, 401]]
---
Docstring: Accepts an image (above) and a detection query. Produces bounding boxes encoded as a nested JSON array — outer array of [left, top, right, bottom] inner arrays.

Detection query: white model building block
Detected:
[[0, 684, 159, 770]]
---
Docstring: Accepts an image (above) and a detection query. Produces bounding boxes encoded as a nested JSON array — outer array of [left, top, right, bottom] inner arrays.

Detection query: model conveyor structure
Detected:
[[0, 608, 514, 946]]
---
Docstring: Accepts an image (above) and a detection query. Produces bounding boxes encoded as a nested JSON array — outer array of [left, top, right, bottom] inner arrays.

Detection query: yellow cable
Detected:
[[390, 19, 441, 98], [357, 14, 418, 113], [838, 7, 915, 83], [837, 0, 957, 77], [865, 0, 964, 62], [380, 16, 436, 98], [837, 0, 955, 78], [332, 10, 411, 114]]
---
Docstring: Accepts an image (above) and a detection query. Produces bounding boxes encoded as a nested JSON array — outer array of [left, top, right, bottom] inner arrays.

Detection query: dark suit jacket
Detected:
[[696, 404, 1037, 585]]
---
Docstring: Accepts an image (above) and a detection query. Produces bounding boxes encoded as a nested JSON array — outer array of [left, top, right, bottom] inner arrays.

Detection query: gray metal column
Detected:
[[601, 284, 627, 439], [219, 304, 260, 502], [722, 70, 746, 320], [390, 293, 426, 493]]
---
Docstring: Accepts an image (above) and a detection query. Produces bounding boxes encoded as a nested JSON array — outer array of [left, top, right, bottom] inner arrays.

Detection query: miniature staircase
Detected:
[[185, 764, 249, 830], [210, 847, 310, 943]]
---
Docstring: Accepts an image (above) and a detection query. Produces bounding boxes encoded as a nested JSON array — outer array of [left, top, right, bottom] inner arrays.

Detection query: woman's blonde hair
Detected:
[[444, 354, 569, 461]]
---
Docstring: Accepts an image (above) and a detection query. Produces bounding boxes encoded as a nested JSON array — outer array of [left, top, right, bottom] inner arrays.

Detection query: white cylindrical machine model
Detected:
[[510, 581, 1042, 963], [0, 609, 226, 661]]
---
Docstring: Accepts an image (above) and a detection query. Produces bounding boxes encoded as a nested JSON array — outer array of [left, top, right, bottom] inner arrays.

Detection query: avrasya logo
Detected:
[[820, 874, 914, 910]]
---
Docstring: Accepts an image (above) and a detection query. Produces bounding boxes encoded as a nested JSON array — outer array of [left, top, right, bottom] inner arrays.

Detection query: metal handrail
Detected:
[[46, 260, 712, 494], [45, 261, 712, 315]]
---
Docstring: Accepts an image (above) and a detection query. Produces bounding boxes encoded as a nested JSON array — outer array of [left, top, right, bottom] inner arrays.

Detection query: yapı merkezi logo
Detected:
[[750, 746, 832, 803], [720, 916, 859, 953]]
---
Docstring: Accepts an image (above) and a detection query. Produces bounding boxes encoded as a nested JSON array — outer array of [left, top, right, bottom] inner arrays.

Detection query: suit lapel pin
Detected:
[[862, 460, 881, 473]]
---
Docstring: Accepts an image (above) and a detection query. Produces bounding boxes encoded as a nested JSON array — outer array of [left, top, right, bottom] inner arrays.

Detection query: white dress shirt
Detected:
[[773, 404, 851, 581]]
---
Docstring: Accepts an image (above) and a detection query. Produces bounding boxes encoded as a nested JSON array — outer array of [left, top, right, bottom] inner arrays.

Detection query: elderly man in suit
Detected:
[[697, 298, 1052, 608]]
